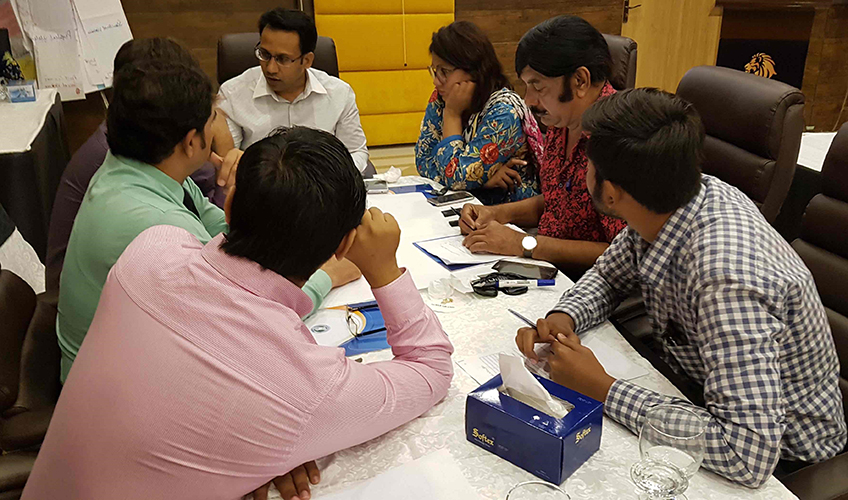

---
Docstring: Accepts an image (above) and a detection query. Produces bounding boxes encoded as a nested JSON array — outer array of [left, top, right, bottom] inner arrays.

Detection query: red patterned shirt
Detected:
[[538, 82, 626, 243]]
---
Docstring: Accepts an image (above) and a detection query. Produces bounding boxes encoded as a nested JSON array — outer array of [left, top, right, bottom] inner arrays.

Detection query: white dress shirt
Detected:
[[218, 67, 369, 172]]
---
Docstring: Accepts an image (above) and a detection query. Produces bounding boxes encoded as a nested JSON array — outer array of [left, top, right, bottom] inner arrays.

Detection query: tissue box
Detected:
[[7, 80, 37, 103], [465, 374, 603, 484]]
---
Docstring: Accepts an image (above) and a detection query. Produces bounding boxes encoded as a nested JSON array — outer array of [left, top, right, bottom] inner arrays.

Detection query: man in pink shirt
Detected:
[[22, 127, 454, 500]]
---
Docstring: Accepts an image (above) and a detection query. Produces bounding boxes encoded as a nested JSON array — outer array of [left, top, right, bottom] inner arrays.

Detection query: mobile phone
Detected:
[[426, 191, 474, 207], [364, 179, 388, 194], [492, 260, 558, 280]]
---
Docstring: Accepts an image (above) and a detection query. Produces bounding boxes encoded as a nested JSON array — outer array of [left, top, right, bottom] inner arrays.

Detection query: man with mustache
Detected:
[[460, 16, 626, 275]]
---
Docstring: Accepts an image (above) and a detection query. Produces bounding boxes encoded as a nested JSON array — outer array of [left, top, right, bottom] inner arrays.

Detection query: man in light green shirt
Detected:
[[57, 43, 356, 383]]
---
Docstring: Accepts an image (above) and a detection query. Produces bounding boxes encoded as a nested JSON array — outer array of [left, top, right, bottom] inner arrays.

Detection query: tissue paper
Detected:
[[499, 354, 570, 418]]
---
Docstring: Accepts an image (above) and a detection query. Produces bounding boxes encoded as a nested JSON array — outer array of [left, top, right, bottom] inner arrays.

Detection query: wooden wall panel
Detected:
[[455, 0, 624, 94], [806, 5, 848, 130]]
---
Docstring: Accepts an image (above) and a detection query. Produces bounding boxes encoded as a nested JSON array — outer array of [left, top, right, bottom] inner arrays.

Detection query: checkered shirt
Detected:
[[552, 175, 847, 487]]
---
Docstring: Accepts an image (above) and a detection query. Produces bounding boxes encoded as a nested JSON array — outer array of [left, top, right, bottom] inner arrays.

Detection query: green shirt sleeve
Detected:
[[185, 177, 228, 237], [302, 269, 332, 318]]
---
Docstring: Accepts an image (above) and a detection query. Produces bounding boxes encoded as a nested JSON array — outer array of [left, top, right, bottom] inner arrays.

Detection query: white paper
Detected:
[[15, 0, 85, 101], [499, 354, 568, 418], [76, 12, 131, 87], [318, 449, 483, 500], [303, 309, 354, 347], [797, 132, 837, 173], [416, 235, 501, 266]]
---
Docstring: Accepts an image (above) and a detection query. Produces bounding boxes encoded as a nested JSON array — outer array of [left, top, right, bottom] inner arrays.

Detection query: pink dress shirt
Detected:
[[23, 226, 454, 500]]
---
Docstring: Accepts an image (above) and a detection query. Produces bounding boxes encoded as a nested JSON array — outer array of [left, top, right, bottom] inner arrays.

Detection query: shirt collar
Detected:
[[108, 151, 186, 204], [637, 177, 707, 287], [200, 234, 313, 317], [253, 68, 327, 103]]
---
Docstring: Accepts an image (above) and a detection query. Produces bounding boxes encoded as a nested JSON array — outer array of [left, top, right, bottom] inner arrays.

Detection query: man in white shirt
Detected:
[[216, 8, 370, 173]]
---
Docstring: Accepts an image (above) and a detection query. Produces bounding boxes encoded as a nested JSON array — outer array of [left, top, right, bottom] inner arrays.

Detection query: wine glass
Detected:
[[630, 404, 706, 500], [505, 481, 570, 500]]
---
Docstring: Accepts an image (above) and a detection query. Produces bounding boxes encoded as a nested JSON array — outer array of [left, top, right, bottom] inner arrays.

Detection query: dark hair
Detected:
[[430, 21, 511, 116], [515, 16, 612, 102], [222, 127, 367, 281], [107, 59, 213, 165], [113, 37, 197, 76], [258, 8, 317, 55], [582, 88, 703, 214]]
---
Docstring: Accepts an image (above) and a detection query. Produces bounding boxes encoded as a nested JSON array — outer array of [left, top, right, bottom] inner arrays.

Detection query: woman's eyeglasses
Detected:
[[255, 45, 305, 67], [427, 64, 457, 83], [345, 303, 386, 338]]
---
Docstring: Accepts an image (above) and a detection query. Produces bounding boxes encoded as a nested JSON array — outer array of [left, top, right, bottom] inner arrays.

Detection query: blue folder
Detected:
[[340, 301, 390, 356]]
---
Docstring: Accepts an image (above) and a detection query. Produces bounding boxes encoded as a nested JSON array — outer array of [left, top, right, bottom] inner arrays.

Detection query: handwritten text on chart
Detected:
[[31, 30, 74, 43], [86, 20, 124, 35]]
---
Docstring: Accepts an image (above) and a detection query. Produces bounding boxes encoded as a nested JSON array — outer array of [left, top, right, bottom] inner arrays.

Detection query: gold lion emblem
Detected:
[[744, 53, 777, 79]]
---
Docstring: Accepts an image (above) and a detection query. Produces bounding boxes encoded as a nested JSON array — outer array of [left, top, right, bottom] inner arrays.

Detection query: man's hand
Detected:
[[483, 162, 522, 192], [458, 203, 498, 235], [549, 330, 616, 402], [443, 80, 476, 116], [320, 256, 361, 288], [345, 208, 402, 288], [515, 313, 576, 360], [210, 148, 243, 194], [462, 221, 523, 256], [250, 461, 320, 500]]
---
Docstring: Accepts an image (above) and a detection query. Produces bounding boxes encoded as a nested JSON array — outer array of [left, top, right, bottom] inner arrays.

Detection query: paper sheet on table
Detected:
[[318, 449, 483, 500], [458, 337, 649, 386], [304, 309, 353, 347], [367, 192, 456, 242], [797, 132, 837, 172]]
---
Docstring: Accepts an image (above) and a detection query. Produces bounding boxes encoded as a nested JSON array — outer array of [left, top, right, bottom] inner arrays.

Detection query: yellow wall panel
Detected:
[[315, 0, 454, 15], [361, 112, 425, 146], [343, 69, 433, 115], [404, 13, 455, 69], [316, 15, 406, 71]]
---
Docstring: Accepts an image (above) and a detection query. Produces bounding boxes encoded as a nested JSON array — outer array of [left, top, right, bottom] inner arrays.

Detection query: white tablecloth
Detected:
[[279, 181, 798, 500], [0, 88, 59, 154]]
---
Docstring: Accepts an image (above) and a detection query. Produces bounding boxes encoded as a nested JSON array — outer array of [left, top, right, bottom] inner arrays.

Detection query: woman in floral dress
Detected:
[[415, 21, 544, 205]]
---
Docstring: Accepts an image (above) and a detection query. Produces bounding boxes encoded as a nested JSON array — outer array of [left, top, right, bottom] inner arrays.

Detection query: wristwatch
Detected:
[[521, 235, 537, 258]]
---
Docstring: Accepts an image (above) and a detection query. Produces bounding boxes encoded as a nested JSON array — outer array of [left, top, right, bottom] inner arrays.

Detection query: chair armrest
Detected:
[[0, 406, 54, 452], [780, 453, 848, 500]]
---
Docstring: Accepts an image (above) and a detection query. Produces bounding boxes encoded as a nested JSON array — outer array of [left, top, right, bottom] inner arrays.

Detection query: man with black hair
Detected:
[[216, 8, 369, 172], [460, 16, 626, 273], [23, 127, 454, 500], [516, 88, 847, 487], [57, 49, 358, 385]]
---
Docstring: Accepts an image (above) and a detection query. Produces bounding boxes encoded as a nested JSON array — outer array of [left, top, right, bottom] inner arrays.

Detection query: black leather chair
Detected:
[[0, 268, 60, 500], [217, 34, 339, 85], [602, 34, 637, 91], [676, 66, 805, 223], [780, 123, 848, 500]]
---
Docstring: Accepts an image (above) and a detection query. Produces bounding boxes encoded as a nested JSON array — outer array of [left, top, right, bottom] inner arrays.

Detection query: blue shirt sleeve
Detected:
[[415, 96, 538, 201]]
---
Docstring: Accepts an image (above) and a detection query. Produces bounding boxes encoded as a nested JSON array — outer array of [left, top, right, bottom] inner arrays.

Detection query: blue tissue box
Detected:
[[7, 80, 37, 103], [465, 374, 603, 484]]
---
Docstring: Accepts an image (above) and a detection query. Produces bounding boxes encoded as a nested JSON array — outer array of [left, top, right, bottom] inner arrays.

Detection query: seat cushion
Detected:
[[0, 406, 54, 452], [0, 271, 36, 412]]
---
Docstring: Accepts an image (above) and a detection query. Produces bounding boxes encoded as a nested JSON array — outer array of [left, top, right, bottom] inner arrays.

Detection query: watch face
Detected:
[[522, 236, 537, 251]]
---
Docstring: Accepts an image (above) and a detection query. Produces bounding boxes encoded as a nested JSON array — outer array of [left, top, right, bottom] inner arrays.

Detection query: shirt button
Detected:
[[558, 183, 563, 188]]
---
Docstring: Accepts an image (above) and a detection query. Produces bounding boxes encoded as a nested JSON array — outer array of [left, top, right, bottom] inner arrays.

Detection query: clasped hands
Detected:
[[515, 313, 616, 403]]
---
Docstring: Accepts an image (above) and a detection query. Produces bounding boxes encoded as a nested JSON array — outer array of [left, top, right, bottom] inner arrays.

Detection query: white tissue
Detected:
[[374, 166, 403, 183], [499, 354, 569, 418]]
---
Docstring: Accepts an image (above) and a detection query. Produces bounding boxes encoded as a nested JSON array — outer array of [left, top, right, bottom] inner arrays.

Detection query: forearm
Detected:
[[290, 271, 454, 462], [442, 109, 463, 138], [496, 195, 544, 227], [549, 265, 622, 332], [606, 380, 781, 488], [211, 113, 235, 156], [532, 236, 608, 270]]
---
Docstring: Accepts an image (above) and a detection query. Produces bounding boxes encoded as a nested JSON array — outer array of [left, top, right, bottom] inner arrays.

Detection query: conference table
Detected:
[[285, 177, 798, 500]]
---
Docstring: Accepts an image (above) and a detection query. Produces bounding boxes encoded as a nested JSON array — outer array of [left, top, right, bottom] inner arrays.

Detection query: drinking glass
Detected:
[[505, 481, 570, 500], [630, 404, 706, 500]]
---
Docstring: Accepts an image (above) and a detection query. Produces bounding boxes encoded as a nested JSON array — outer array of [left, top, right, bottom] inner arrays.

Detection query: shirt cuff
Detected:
[[548, 301, 591, 333], [603, 379, 656, 432], [371, 270, 424, 324], [309, 269, 333, 297], [435, 135, 463, 151]]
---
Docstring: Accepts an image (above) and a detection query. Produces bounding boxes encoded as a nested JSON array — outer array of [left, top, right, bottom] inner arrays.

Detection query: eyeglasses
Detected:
[[470, 272, 530, 298], [254, 44, 305, 66], [427, 64, 457, 83], [345, 303, 386, 338]]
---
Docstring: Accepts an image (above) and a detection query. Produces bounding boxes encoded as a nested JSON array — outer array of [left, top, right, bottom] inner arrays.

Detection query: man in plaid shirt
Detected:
[[517, 88, 846, 487]]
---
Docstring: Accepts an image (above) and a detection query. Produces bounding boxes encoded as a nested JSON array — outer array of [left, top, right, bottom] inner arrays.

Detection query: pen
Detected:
[[496, 279, 555, 288], [508, 308, 536, 328]]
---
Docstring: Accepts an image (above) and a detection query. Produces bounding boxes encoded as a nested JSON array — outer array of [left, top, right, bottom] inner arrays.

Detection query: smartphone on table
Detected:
[[426, 191, 474, 207]]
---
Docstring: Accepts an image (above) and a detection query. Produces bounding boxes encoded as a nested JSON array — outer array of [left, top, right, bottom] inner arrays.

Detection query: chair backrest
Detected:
[[791, 123, 848, 421], [676, 66, 805, 223], [602, 34, 637, 91], [216, 34, 339, 86]]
